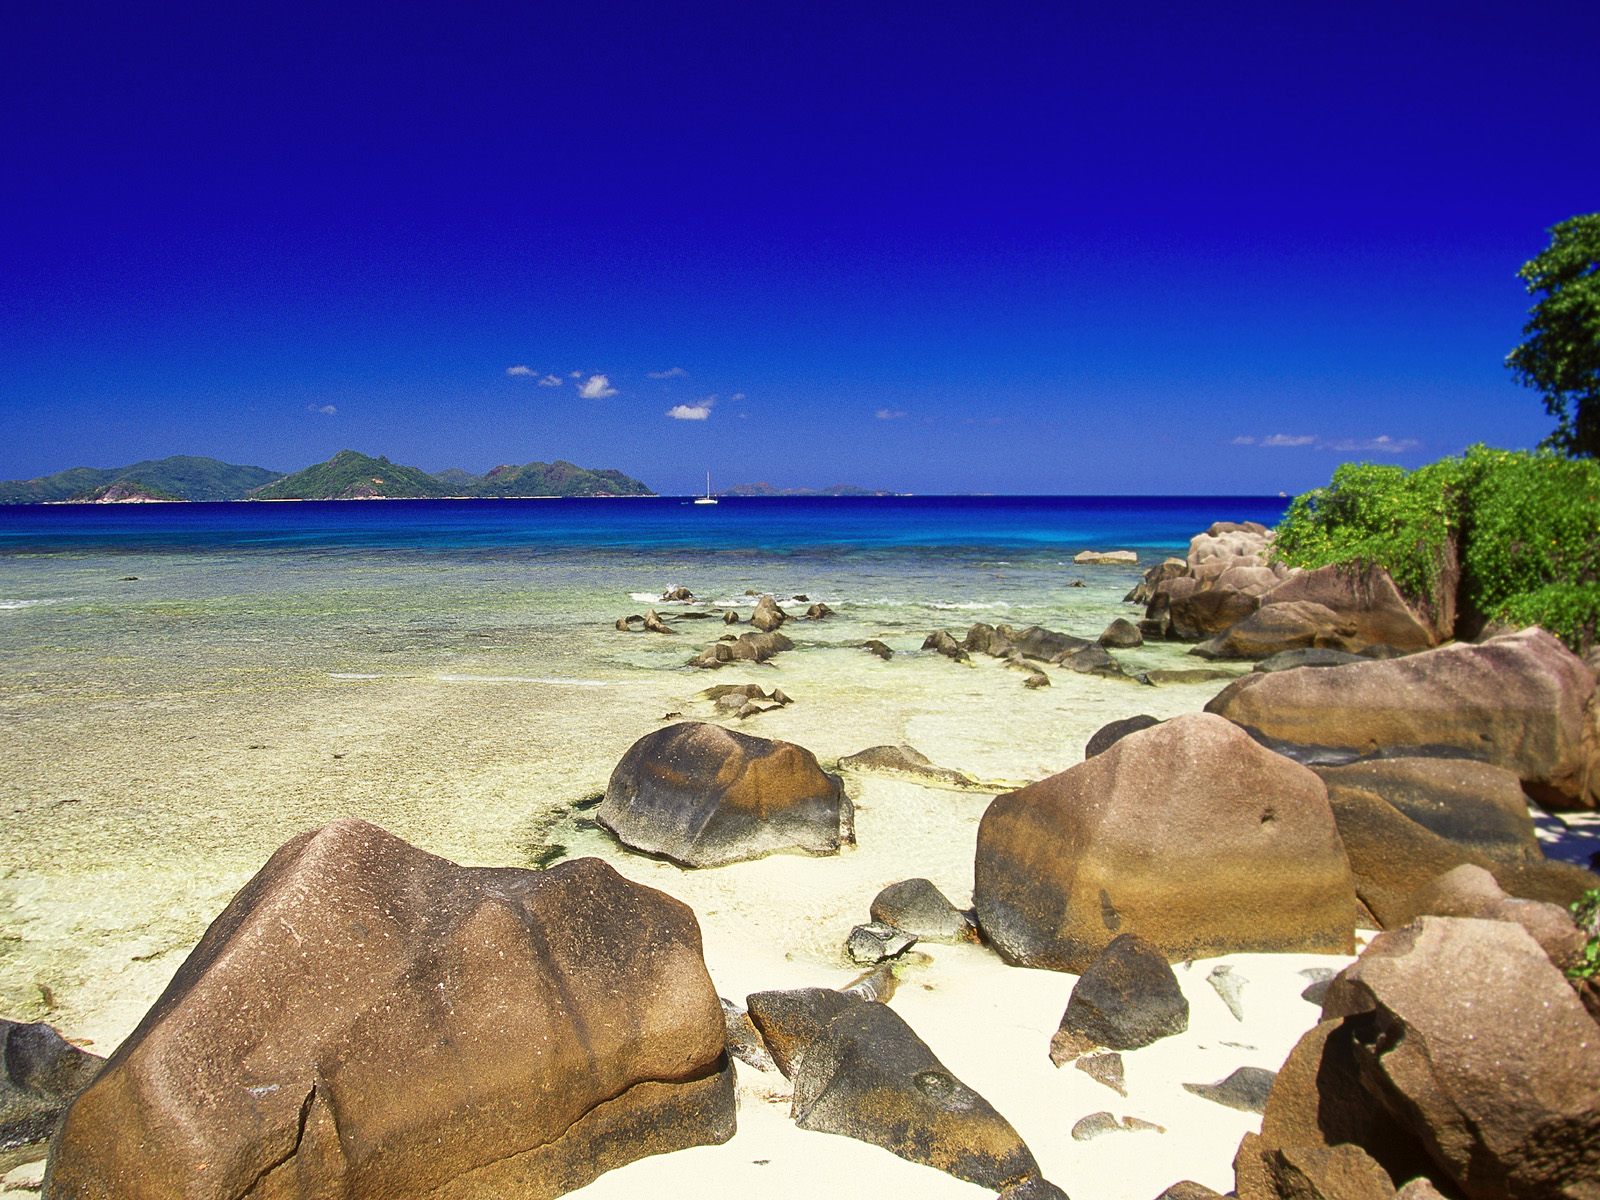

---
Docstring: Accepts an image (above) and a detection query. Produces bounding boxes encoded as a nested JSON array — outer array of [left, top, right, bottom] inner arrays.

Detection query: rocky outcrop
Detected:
[[1188, 521, 1273, 568], [1207, 628, 1598, 808], [1138, 523, 1293, 642], [1314, 777, 1597, 926], [745, 988, 865, 1079], [974, 713, 1355, 971], [45, 821, 735, 1200], [1240, 918, 1600, 1200], [922, 630, 972, 663], [861, 639, 893, 660], [699, 683, 793, 720], [599, 722, 851, 867], [1, 1021, 102, 1166], [1049, 934, 1189, 1062], [791, 1001, 1059, 1195], [1126, 558, 1188, 605], [1075, 550, 1137, 565], [1315, 757, 1540, 865]]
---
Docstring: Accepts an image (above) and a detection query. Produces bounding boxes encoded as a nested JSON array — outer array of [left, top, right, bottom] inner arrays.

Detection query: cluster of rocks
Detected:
[[923, 621, 1146, 688], [614, 590, 832, 660], [1234, 915, 1599, 1200], [696, 682, 793, 721], [1131, 521, 1452, 661], [24, 817, 1067, 1200]]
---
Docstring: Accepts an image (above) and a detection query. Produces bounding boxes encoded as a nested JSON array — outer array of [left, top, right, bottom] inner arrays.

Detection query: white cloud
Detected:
[[578, 374, 618, 400], [1236, 431, 1422, 454], [668, 394, 717, 420], [875, 408, 908, 420], [1323, 435, 1421, 454], [505, 365, 534, 377], [569, 370, 583, 379], [729, 392, 746, 402], [648, 366, 688, 379], [538, 374, 562, 387], [307, 404, 337, 416]]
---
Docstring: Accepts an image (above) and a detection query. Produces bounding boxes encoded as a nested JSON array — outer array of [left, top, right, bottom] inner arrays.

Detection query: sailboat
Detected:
[[693, 471, 718, 505]]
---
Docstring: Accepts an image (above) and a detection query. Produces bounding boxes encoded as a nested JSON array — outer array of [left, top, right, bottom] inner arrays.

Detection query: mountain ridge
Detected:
[[0, 451, 656, 502]]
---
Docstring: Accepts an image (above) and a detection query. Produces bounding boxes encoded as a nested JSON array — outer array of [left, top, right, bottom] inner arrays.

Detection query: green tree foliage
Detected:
[[1507, 213, 1600, 459], [1274, 446, 1600, 650]]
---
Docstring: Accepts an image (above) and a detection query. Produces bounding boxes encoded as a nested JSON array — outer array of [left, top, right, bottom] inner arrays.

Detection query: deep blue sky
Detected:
[[4, 2, 1597, 495]]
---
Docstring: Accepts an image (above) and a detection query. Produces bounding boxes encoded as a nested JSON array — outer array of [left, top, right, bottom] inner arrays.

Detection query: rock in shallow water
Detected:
[[599, 722, 851, 868], [44, 820, 735, 1200]]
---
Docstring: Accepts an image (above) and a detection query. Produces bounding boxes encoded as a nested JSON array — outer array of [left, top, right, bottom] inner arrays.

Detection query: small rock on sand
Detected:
[[1183, 1066, 1276, 1113], [1207, 964, 1246, 1021]]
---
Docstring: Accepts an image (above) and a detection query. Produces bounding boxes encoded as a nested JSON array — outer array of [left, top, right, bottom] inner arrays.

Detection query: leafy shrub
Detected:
[[1274, 459, 1463, 603], [1274, 446, 1600, 650], [1571, 889, 1600, 982]]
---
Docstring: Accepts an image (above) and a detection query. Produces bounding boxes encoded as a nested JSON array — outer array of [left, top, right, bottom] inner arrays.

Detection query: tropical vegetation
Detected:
[[1274, 446, 1600, 651], [1508, 213, 1600, 459]]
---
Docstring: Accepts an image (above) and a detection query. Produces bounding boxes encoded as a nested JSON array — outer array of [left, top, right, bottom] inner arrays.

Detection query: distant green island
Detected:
[[0, 450, 655, 503]]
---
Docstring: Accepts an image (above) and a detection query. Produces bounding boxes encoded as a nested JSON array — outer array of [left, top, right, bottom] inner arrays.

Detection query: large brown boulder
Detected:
[[1207, 628, 1597, 808], [1161, 574, 1264, 640], [600, 722, 852, 867], [1236, 1019, 1436, 1200], [1258, 563, 1440, 652], [45, 820, 735, 1200], [1321, 918, 1600, 1200], [973, 713, 1355, 971]]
